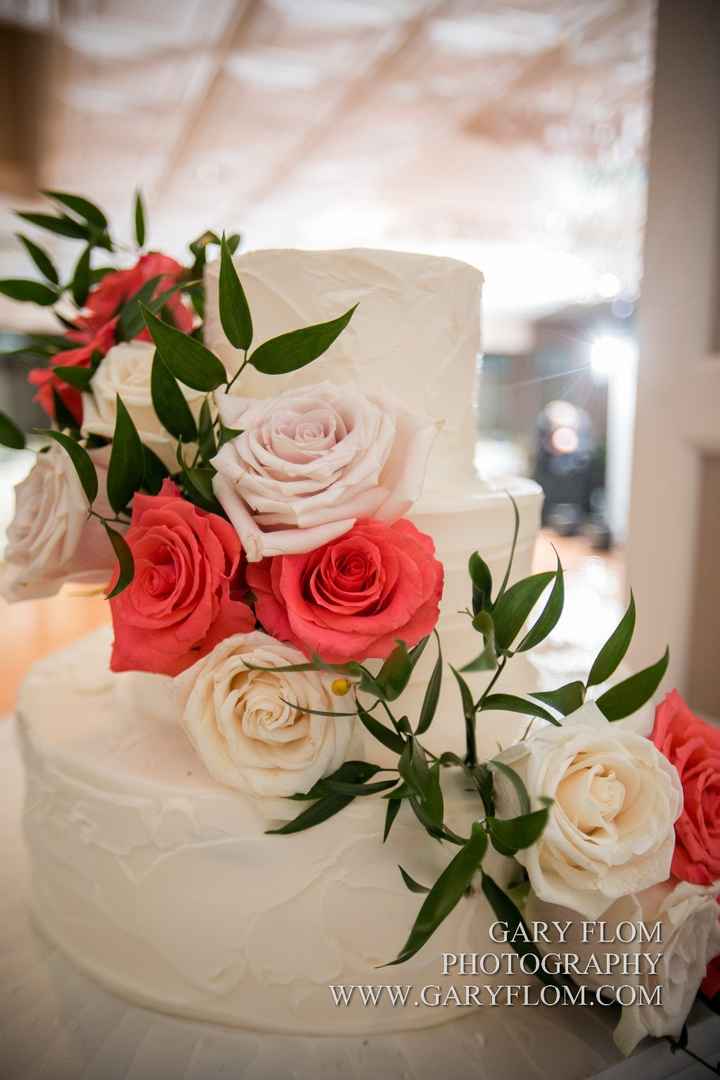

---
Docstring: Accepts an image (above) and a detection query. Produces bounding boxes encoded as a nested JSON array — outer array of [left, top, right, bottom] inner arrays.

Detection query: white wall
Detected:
[[627, 0, 720, 706]]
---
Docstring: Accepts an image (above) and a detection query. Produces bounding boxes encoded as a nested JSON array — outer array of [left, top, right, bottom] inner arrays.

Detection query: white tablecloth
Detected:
[[1, 718, 717, 1080]]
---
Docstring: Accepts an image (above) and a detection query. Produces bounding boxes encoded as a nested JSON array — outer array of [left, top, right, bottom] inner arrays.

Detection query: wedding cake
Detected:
[[16, 249, 543, 1033], [4, 192, 716, 1066]]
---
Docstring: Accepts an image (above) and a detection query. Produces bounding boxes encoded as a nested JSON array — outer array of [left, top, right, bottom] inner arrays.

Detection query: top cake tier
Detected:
[[204, 248, 484, 489]]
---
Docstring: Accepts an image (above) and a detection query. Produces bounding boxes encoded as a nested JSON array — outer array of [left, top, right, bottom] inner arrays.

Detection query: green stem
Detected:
[[88, 508, 130, 527], [225, 351, 248, 393], [465, 655, 508, 768]]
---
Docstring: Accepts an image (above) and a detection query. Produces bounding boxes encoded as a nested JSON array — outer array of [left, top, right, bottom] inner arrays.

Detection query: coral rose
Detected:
[[246, 517, 443, 663], [651, 690, 720, 885], [28, 318, 116, 425], [71, 251, 193, 342], [109, 481, 254, 676]]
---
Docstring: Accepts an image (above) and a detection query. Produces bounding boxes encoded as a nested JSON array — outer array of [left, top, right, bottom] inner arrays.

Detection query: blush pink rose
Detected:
[[247, 517, 443, 664], [651, 690, 720, 885], [109, 481, 255, 677]]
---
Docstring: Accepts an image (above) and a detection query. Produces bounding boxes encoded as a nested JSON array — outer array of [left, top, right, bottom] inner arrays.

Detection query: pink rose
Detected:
[[212, 382, 439, 562], [0, 443, 116, 602], [651, 690, 720, 885], [246, 517, 443, 663], [109, 481, 255, 677], [28, 318, 116, 426]]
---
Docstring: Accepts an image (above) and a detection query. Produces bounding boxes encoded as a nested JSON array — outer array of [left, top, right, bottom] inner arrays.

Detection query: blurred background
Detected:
[[0, 0, 717, 719]]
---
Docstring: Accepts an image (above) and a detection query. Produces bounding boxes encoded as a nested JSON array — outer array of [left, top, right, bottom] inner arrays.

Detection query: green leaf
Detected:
[[492, 571, 555, 652], [219, 232, 252, 350], [42, 190, 108, 230], [487, 804, 551, 856], [15, 211, 89, 241], [267, 794, 354, 834], [0, 411, 25, 449], [151, 351, 198, 442], [461, 611, 497, 672], [530, 681, 585, 716], [249, 305, 357, 375], [198, 397, 217, 461], [104, 523, 135, 599], [142, 444, 168, 495], [416, 633, 443, 735], [51, 387, 80, 432], [325, 777, 398, 797], [595, 647, 669, 722], [516, 552, 564, 651], [469, 763, 496, 817], [218, 423, 243, 447], [116, 275, 163, 341], [357, 702, 405, 755], [480, 873, 566, 989], [134, 189, 146, 248], [35, 429, 97, 503], [15, 233, 59, 284], [106, 395, 145, 513], [451, 665, 477, 763], [494, 492, 520, 603], [290, 761, 384, 801], [52, 364, 94, 392], [480, 692, 560, 727], [587, 592, 636, 688], [183, 466, 217, 507], [383, 798, 402, 843], [469, 551, 493, 614], [399, 866, 430, 894], [0, 278, 58, 305], [385, 823, 487, 965], [71, 246, 91, 308], [489, 759, 530, 815], [142, 304, 226, 391], [376, 642, 412, 701]]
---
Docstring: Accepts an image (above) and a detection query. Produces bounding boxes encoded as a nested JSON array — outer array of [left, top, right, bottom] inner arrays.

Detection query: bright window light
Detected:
[[589, 335, 637, 380]]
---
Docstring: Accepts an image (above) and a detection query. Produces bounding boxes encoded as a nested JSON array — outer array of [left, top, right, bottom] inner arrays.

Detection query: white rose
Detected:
[[526, 879, 720, 1055], [0, 443, 115, 602], [82, 341, 203, 471], [211, 381, 439, 562], [175, 631, 354, 799], [494, 702, 683, 918]]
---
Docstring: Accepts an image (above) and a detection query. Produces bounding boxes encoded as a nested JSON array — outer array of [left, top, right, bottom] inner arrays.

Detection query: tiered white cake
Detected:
[[18, 249, 543, 1033]]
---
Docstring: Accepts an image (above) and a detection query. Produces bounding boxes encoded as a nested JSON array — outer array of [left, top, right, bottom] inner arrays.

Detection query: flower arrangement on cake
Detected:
[[1, 191, 718, 1067]]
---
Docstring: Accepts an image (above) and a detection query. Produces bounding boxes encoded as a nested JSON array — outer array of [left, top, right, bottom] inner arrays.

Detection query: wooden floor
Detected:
[[0, 531, 623, 716]]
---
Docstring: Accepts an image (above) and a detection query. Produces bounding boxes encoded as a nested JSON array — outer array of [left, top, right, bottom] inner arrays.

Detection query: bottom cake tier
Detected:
[[18, 629, 531, 1035]]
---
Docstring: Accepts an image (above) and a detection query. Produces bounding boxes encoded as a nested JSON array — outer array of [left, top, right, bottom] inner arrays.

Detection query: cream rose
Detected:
[[0, 443, 115, 602], [526, 879, 720, 1055], [82, 341, 204, 471], [175, 631, 354, 798], [494, 702, 683, 918], [211, 381, 438, 561]]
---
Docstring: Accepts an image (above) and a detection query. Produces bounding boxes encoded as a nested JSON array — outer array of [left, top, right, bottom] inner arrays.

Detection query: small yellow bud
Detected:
[[331, 677, 352, 696]]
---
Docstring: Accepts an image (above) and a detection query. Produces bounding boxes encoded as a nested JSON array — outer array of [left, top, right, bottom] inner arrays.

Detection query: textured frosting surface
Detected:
[[204, 248, 483, 489], [19, 628, 534, 1035]]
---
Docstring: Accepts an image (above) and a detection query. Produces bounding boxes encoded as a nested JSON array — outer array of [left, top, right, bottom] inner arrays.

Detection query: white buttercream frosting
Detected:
[[204, 248, 484, 491], [19, 628, 532, 1035]]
